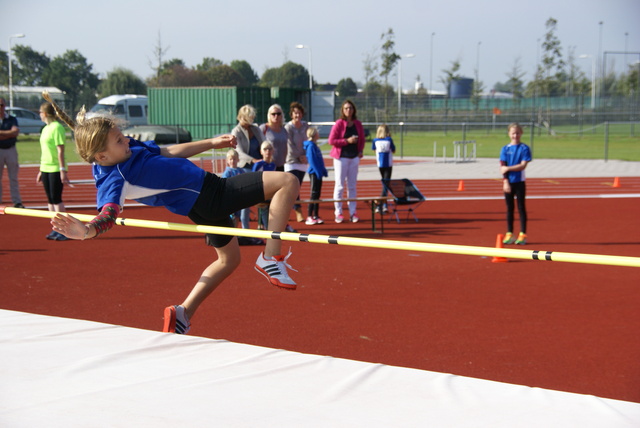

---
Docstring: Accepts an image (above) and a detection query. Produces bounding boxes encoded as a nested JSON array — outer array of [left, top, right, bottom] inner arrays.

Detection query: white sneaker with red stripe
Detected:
[[255, 249, 297, 290]]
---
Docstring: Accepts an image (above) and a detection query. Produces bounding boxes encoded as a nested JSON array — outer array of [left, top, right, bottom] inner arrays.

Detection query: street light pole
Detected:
[[579, 54, 596, 109], [295, 44, 313, 90], [8, 33, 26, 109], [598, 21, 603, 101], [476, 41, 481, 94], [429, 33, 435, 94], [397, 53, 415, 114]]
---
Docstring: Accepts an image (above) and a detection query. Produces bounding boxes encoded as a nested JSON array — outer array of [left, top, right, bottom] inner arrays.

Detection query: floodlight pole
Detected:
[[295, 44, 313, 90], [579, 54, 596, 109], [397, 53, 415, 114], [8, 33, 26, 109]]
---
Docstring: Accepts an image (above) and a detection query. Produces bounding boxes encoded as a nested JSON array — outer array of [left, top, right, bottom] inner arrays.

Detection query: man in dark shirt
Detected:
[[0, 98, 24, 208]]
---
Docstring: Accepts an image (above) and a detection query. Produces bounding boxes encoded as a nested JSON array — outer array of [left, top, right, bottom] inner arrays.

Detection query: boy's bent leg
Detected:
[[256, 171, 299, 289], [261, 171, 299, 258]]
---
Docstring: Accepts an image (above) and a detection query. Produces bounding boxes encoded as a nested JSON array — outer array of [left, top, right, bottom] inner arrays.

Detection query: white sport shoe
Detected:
[[255, 249, 298, 290]]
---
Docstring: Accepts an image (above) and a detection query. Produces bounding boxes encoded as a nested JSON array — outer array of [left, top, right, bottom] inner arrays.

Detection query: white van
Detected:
[[90, 94, 148, 126]]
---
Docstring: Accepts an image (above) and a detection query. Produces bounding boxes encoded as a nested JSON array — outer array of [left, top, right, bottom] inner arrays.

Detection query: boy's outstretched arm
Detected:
[[51, 203, 121, 240], [161, 134, 237, 158]]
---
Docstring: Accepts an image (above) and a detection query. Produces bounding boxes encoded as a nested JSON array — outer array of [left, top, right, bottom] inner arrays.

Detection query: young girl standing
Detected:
[[371, 124, 396, 214], [221, 149, 251, 230], [37, 101, 71, 240], [303, 127, 328, 225], [44, 92, 300, 335], [500, 122, 532, 245]]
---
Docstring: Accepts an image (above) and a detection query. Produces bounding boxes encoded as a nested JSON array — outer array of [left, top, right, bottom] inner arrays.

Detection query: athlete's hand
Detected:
[[51, 213, 87, 240], [212, 134, 237, 150]]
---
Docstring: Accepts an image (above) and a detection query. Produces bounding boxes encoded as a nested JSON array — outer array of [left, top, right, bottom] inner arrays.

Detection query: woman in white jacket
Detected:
[[231, 105, 265, 171]]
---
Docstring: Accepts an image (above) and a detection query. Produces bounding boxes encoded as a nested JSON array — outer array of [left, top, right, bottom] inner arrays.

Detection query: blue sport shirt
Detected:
[[93, 138, 206, 215], [372, 137, 396, 168], [500, 143, 532, 183]]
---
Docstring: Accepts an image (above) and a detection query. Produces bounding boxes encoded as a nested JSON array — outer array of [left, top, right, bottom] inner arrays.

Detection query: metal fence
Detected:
[[334, 94, 640, 127]]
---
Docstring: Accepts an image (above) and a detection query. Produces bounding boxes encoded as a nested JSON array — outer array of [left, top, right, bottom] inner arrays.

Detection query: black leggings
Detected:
[[307, 173, 323, 218], [41, 171, 64, 205], [504, 181, 527, 234], [379, 167, 392, 198]]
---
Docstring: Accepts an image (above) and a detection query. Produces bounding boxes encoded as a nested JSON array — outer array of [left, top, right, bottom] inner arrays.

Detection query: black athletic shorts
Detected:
[[188, 171, 265, 247]]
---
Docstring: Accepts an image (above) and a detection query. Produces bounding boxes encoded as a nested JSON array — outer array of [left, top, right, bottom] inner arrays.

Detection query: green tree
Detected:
[[540, 17, 565, 97], [380, 28, 400, 116], [42, 49, 99, 112], [98, 67, 147, 97], [206, 65, 246, 86], [260, 61, 308, 88], [0, 50, 7, 85], [12, 45, 50, 86], [561, 47, 586, 97], [162, 58, 186, 70], [230, 60, 258, 86], [149, 31, 170, 81], [196, 57, 224, 71], [505, 57, 526, 98], [336, 78, 358, 97], [440, 59, 461, 95], [471, 78, 484, 109], [362, 80, 394, 98], [148, 63, 208, 87], [622, 63, 639, 95]]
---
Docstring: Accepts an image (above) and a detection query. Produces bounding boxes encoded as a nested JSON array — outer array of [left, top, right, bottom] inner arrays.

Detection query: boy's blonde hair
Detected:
[[226, 148, 239, 159], [306, 126, 318, 139], [376, 124, 391, 139], [508, 122, 523, 133], [43, 91, 117, 164], [260, 140, 274, 150]]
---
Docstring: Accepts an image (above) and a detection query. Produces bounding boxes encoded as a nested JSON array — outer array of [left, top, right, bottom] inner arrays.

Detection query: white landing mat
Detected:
[[1, 309, 638, 427]]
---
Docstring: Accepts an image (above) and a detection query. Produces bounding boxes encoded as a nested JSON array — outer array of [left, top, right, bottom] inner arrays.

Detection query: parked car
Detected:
[[90, 94, 148, 126], [7, 107, 46, 134]]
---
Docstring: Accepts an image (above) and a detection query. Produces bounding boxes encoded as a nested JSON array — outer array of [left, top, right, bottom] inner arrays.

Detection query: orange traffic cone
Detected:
[[492, 234, 508, 263], [457, 180, 465, 191], [612, 177, 621, 188]]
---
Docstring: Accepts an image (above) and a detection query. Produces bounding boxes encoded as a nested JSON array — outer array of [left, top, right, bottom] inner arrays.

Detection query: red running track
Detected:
[[4, 162, 640, 208], [1, 162, 639, 403]]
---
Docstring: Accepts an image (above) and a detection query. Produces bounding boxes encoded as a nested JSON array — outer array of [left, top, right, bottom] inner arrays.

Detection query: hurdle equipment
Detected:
[[2, 206, 640, 268]]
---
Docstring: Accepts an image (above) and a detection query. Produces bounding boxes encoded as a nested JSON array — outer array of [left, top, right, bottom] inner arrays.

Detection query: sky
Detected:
[[3, 0, 639, 94]]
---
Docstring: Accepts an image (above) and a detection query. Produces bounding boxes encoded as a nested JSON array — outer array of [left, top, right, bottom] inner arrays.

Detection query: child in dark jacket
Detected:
[[303, 127, 327, 225]]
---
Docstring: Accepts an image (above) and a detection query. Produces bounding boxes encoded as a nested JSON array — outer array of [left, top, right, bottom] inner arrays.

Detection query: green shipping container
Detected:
[[148, 87, 309, 141]]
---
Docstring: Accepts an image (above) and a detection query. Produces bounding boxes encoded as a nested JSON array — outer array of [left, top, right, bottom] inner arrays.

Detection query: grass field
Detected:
[[15, 122, 640, 164]]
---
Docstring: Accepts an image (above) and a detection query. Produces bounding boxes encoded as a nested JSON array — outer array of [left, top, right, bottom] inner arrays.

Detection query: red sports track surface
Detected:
[[2, 163, 639, 403]]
